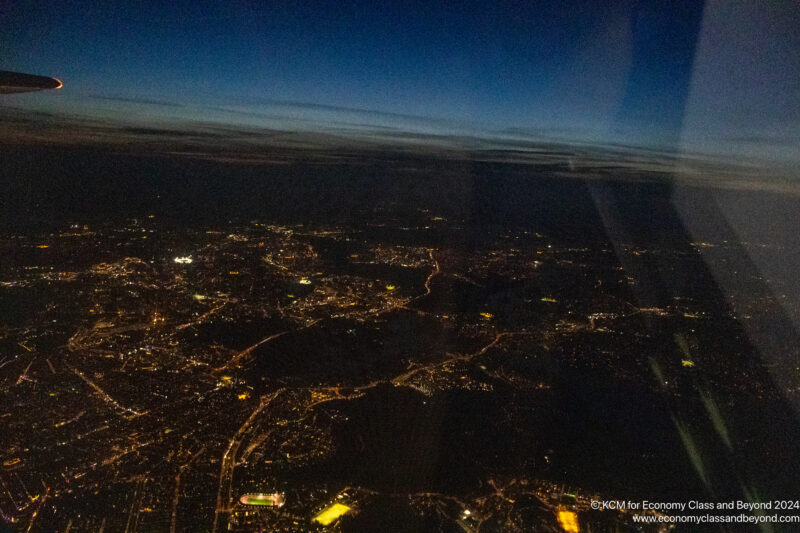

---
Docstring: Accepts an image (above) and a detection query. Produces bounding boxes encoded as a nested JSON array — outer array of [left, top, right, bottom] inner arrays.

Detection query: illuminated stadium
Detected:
[[238, 493, 285, 508]]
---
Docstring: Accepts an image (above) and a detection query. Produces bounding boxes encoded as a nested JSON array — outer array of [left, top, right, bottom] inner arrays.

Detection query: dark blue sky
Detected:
[[2, 0, 799, 162]]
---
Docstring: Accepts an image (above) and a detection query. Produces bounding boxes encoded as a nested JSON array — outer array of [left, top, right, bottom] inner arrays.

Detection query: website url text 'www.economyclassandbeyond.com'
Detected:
[[590, 500, 800, 526]]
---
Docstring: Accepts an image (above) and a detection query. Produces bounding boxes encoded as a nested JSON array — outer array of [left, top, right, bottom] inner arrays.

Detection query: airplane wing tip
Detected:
[[0, 70, 64, 94]]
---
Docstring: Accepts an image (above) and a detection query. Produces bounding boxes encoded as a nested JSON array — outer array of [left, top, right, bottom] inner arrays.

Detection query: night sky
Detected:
[[2, 1, 799, 164]]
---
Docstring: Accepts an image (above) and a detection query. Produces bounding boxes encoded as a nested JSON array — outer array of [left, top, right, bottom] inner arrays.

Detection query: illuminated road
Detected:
[[66, 363, 144, 416], [392, 331, 526, 387], [169, 446, 205, 533], [212, 389, 285, 533], [213, 331, 288, 373]]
